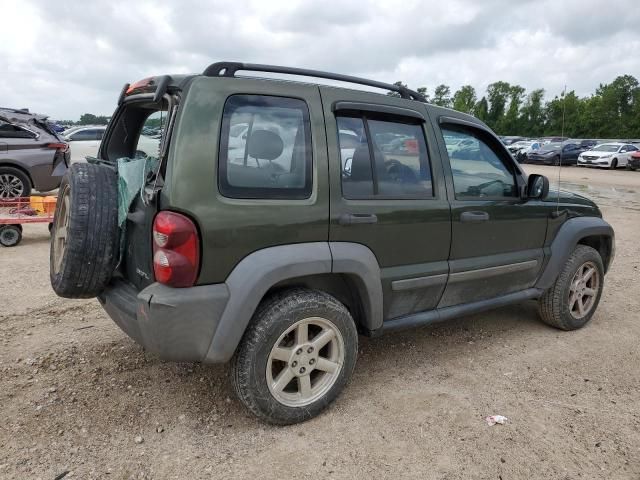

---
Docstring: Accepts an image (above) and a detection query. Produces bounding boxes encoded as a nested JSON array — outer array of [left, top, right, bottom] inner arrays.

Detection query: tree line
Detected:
[[57, 113, 111, 126], [389, 74, 640, 138]]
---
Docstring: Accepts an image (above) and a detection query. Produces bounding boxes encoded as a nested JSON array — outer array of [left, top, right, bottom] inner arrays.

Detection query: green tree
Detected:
[[417, 86, 429, 102], [78, 113, 109, 125], [452, 85, 477, 114], [474, 96, 489, 123], [500, 85, 526, 134], [544, 90, 584, 137], [519, 89, 545, 137], [486, 81, 512, 129], [432, 84, 452, 108]]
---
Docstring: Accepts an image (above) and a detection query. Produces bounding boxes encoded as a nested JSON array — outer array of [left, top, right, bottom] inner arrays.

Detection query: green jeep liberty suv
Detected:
[[50, 62, 615, 425]]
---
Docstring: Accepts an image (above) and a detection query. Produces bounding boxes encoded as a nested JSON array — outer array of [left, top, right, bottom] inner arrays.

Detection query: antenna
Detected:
[[555, 85, 567, 217]]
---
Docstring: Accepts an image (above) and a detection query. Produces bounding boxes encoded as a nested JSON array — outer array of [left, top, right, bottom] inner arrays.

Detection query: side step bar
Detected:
[[380, 288, 543, 334]]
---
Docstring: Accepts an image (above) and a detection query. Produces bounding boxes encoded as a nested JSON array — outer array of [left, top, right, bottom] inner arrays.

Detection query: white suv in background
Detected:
[[577, 143, 638, 169], [64, 126, 106, 163]]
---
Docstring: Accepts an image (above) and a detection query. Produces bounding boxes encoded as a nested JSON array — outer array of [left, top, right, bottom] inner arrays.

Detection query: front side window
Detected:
[[442, 126, 517, 199], [219, 95, 312, 199], [338, 115, 433, 199]]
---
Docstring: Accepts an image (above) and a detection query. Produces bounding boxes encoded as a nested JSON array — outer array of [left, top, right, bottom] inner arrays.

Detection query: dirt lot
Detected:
[[1, 165, 639, 479]]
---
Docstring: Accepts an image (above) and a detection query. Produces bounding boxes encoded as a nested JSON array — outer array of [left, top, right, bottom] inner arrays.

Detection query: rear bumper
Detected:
[[98, 280, 229, 362]]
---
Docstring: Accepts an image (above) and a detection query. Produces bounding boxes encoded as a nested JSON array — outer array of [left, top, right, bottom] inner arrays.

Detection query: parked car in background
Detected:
[[577, 143, 638, 169], [540, 137, 568, 144], [507, 140, 541, 163], [526, 141, 584, 165], [64, 126, 106, 163], [579, 139, 598, 150], [0, 108, 68, 198], [627, 150, 640, 171], [501, 136, 525, 146]]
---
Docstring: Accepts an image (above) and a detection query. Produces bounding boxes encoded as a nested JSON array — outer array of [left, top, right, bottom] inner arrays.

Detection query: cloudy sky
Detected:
[[2, 0, 639, 120]]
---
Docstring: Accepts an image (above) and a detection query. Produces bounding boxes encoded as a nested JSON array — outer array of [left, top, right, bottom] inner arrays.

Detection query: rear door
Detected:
[[321, 88, 451, 320], [433, 117, 548, 307]]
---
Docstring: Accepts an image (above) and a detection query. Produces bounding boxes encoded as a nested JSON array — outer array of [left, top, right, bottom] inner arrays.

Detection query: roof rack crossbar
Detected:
[[202, 62, 426, 102]]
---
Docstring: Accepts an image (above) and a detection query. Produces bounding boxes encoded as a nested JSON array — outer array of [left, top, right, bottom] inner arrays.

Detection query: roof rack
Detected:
[[202, 62, 426, 102]]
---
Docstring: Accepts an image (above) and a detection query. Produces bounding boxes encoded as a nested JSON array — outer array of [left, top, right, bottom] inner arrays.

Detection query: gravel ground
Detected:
[[1, 165, 639, 480]]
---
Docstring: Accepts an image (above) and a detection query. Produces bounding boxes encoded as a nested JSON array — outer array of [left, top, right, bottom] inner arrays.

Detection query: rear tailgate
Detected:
[[99, 87, 182, 291]]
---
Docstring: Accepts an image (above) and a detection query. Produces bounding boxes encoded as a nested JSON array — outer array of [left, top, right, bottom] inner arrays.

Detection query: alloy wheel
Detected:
[[568, 261, 600, 319], [266, 316, 344, 407], [0, 173, 25, 198], [52, 188, 70, 273]]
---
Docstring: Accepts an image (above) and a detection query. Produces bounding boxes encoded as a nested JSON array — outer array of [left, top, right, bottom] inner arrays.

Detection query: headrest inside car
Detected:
[[247, 129, 284, 161]]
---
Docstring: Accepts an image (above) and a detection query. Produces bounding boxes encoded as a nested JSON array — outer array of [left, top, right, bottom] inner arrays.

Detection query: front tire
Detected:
[[610, 158, 618, 169], [538, 245, 604, 330], [232, 289, 358, 425]]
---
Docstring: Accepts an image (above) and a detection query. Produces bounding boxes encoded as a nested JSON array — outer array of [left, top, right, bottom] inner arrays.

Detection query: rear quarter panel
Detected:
[[163, 77, 330, 284], [1, 138, 58, 191]]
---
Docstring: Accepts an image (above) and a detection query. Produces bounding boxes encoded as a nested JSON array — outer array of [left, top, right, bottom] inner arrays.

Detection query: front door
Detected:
[[320, 87, 451, 320], [434, 119, 548, 307]]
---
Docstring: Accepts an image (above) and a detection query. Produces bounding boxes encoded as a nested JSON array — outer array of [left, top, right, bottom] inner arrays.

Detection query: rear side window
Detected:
[[0, 122, 36, 139], [70, 129, 98, 141], [218, 95, 312, 200], [337, 115, 433, 199]]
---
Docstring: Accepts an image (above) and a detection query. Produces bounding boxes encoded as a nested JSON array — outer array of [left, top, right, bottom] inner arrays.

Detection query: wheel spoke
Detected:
[[272, 367, 295, 393], [569, 291, 578, 311], [298, 375, 311, 398], [583, 288, 596, 297], [295, 322, 308, 345], [271, 347, 292, 362], [311, 329, 335, 350], [577, 297, 586, 316], [314, 357, 339, 374], [582, 267, 595, 282]]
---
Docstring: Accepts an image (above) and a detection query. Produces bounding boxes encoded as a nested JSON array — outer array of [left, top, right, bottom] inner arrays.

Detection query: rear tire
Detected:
[[232, 289, 358, 425], [0, 225, 22, 247], [50, 163, 119, 298], [0, 166, 31, 199], [538, 245, 604, 331]]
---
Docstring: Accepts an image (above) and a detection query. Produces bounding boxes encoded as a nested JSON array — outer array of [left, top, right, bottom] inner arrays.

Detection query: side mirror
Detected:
[[527, 174, 549, 199]]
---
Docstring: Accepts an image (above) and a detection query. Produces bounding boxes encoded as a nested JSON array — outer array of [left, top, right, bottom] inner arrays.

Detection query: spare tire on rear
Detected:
[[50, 163, 119, 298]]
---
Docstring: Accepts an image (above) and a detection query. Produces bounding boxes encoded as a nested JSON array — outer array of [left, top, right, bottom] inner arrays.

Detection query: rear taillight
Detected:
[[47, 142, 69, 152], [152, 211, 200, 287]]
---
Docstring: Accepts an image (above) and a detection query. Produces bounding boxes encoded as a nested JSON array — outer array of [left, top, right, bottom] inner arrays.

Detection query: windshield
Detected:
[[592, 144, 619, 152]]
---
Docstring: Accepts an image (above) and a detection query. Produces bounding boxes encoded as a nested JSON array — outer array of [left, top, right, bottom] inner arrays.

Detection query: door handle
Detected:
[[338, 213, 378, 225], [460, 211, 490, 223]]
